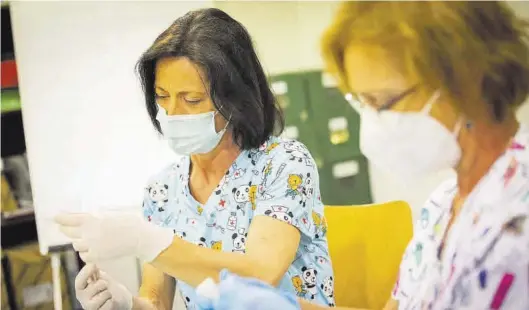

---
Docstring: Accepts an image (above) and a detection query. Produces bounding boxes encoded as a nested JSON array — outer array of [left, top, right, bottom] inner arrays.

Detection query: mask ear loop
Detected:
[[421, 91, 464, 136], [345, 93, 363, 113], [155, 104, 168, 122], [453, 117, 463, 136], [214, 105, 232, 134], [421, 90, 441, 114]]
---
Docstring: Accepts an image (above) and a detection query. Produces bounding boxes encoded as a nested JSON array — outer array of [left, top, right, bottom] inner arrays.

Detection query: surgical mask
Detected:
[[353, 91, 462, 177], [156, 106, 228, 155]]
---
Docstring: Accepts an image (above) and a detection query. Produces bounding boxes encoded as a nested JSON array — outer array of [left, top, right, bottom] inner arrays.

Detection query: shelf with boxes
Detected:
[[269, 70, 372, 206], [1, 243, 75, 310], [1, 4, 33, 231], [1, 5, 80, 309]]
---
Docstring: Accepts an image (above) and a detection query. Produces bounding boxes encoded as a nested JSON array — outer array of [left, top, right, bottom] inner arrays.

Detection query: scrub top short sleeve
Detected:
[[253, 140, 326, 240]]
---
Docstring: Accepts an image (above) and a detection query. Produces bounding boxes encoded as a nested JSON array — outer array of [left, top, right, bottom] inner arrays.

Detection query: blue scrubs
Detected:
[[142, 137, 335, 308]]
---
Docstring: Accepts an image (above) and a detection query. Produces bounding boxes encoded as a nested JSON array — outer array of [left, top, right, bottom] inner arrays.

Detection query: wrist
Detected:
[[137, 222, 175, 262]]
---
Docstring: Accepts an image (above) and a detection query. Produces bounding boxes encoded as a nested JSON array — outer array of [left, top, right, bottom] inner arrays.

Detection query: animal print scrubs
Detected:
[[393, 125, 529, 309], [142, 137, 335, 309]]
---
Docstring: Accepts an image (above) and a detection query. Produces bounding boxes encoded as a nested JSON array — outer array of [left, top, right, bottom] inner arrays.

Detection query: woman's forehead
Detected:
[[343, 44, 411, 94], [155, 57, 207, 92]]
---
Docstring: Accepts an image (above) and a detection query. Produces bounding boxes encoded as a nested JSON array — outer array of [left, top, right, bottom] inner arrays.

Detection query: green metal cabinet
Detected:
[[269, 73, 324, 168], [319, 155, 372, 206], [304, 71, 362, 160]]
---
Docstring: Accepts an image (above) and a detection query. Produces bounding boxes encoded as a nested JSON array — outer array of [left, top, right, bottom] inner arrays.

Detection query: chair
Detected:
[[324, 201, 413, 309]]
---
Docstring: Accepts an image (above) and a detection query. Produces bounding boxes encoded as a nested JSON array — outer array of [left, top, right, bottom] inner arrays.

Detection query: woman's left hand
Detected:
[[55, 211, 174, 263]]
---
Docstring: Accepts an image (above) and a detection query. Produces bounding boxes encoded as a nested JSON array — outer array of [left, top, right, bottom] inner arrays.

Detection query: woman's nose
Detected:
[[164, 98, 184, 116]]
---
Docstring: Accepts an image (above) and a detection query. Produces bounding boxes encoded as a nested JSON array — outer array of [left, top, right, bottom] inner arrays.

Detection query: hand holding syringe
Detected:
[[55, 197, 102, 282]]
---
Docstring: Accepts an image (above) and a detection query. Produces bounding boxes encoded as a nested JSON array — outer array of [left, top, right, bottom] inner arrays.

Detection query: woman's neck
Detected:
[[189, 134, 241, 185], [456, 115, 519, 198]]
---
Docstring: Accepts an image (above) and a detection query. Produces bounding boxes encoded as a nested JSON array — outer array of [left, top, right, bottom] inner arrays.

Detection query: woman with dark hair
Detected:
[[55, 8, 334, 310]]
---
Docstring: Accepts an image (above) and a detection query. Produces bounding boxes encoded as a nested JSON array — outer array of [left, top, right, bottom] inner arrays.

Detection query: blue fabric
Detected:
[[142, 137, 335, 309], [194, 270, 301, 310]]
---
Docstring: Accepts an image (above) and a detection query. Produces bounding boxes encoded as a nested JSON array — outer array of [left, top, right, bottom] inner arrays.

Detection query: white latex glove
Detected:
[[76, 264, 133, 310], [55, 211, 174, 263]]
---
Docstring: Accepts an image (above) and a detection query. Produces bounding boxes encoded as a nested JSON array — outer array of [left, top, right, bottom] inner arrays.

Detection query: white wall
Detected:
[[214, 1, 341, 75], [10, 2, 209, 307], [216, 1, 529, 220]]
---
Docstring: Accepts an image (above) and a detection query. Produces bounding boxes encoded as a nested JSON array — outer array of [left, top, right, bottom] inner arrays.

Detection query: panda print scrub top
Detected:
[[142, 137, 335, 309]]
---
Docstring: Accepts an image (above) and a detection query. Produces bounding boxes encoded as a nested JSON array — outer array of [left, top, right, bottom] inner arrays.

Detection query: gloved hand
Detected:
[[55, 211, 174, 263], [76, 264, 133, 310], [194, 270, 301, 310]]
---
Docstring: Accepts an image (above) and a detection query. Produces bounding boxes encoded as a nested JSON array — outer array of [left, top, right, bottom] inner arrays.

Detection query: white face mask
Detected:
[[352, 91, 462, 178], [156, 106, 228, 156]]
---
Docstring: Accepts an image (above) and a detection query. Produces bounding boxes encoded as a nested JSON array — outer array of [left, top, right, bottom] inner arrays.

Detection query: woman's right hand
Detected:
[[75, 264, 133, 310]]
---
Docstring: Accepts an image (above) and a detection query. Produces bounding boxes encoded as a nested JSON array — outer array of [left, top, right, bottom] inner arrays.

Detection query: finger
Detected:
[[54, 213, 90, 226], [72, 239, 89, 252], [86, 289, 111, 310], [97, 270, 111, 282], [59, 225, 83, 239], [75, 264, 98, 290], [87, 267, 100, 283], [85, 279, 108, 299], [98, 298, 114, 310]]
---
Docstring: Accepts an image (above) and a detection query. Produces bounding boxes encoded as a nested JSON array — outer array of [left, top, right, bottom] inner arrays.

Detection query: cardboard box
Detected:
[[3, 243, 72, 310], [1, 174, 18, 213], [1, 261, 9, 310]]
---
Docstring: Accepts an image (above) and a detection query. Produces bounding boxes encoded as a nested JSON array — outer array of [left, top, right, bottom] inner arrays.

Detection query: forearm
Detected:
[[132, 296, 157, 310], [134, 290, 175, 310], [150, 237, 276, 288], [136, 263, 175, 310]]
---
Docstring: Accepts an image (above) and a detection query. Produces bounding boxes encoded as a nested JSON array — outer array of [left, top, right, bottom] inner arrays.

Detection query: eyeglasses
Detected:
[[345, 86, 418, 112]]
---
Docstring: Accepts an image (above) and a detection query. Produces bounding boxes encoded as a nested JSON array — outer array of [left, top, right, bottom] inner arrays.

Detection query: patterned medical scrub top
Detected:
[[142, 137, 335, 309], [393, 125, 529, 310]]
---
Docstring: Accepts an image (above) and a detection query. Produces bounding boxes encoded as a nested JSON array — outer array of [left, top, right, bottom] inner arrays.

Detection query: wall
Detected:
[[10, 2, 209, 307], [216, 1, 529, 220], [214, 1, 341, 75]]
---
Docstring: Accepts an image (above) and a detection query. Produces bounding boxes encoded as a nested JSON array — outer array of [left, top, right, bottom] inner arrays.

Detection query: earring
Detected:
[[465, 120, 473, 130]]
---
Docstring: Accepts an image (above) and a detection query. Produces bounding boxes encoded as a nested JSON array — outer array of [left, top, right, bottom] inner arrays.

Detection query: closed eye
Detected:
[[155, 94, 169, 99], [184, 98, 202, 104]]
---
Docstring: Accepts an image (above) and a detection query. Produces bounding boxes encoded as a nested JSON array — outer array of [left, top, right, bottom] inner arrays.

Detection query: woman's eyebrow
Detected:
[[154, 86, 206, 96], [378, 86, 418, 110], [154, 86, 168, 93]]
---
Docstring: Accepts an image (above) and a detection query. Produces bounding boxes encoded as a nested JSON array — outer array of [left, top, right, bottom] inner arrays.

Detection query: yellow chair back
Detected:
[[324, 201, 413, 309]]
